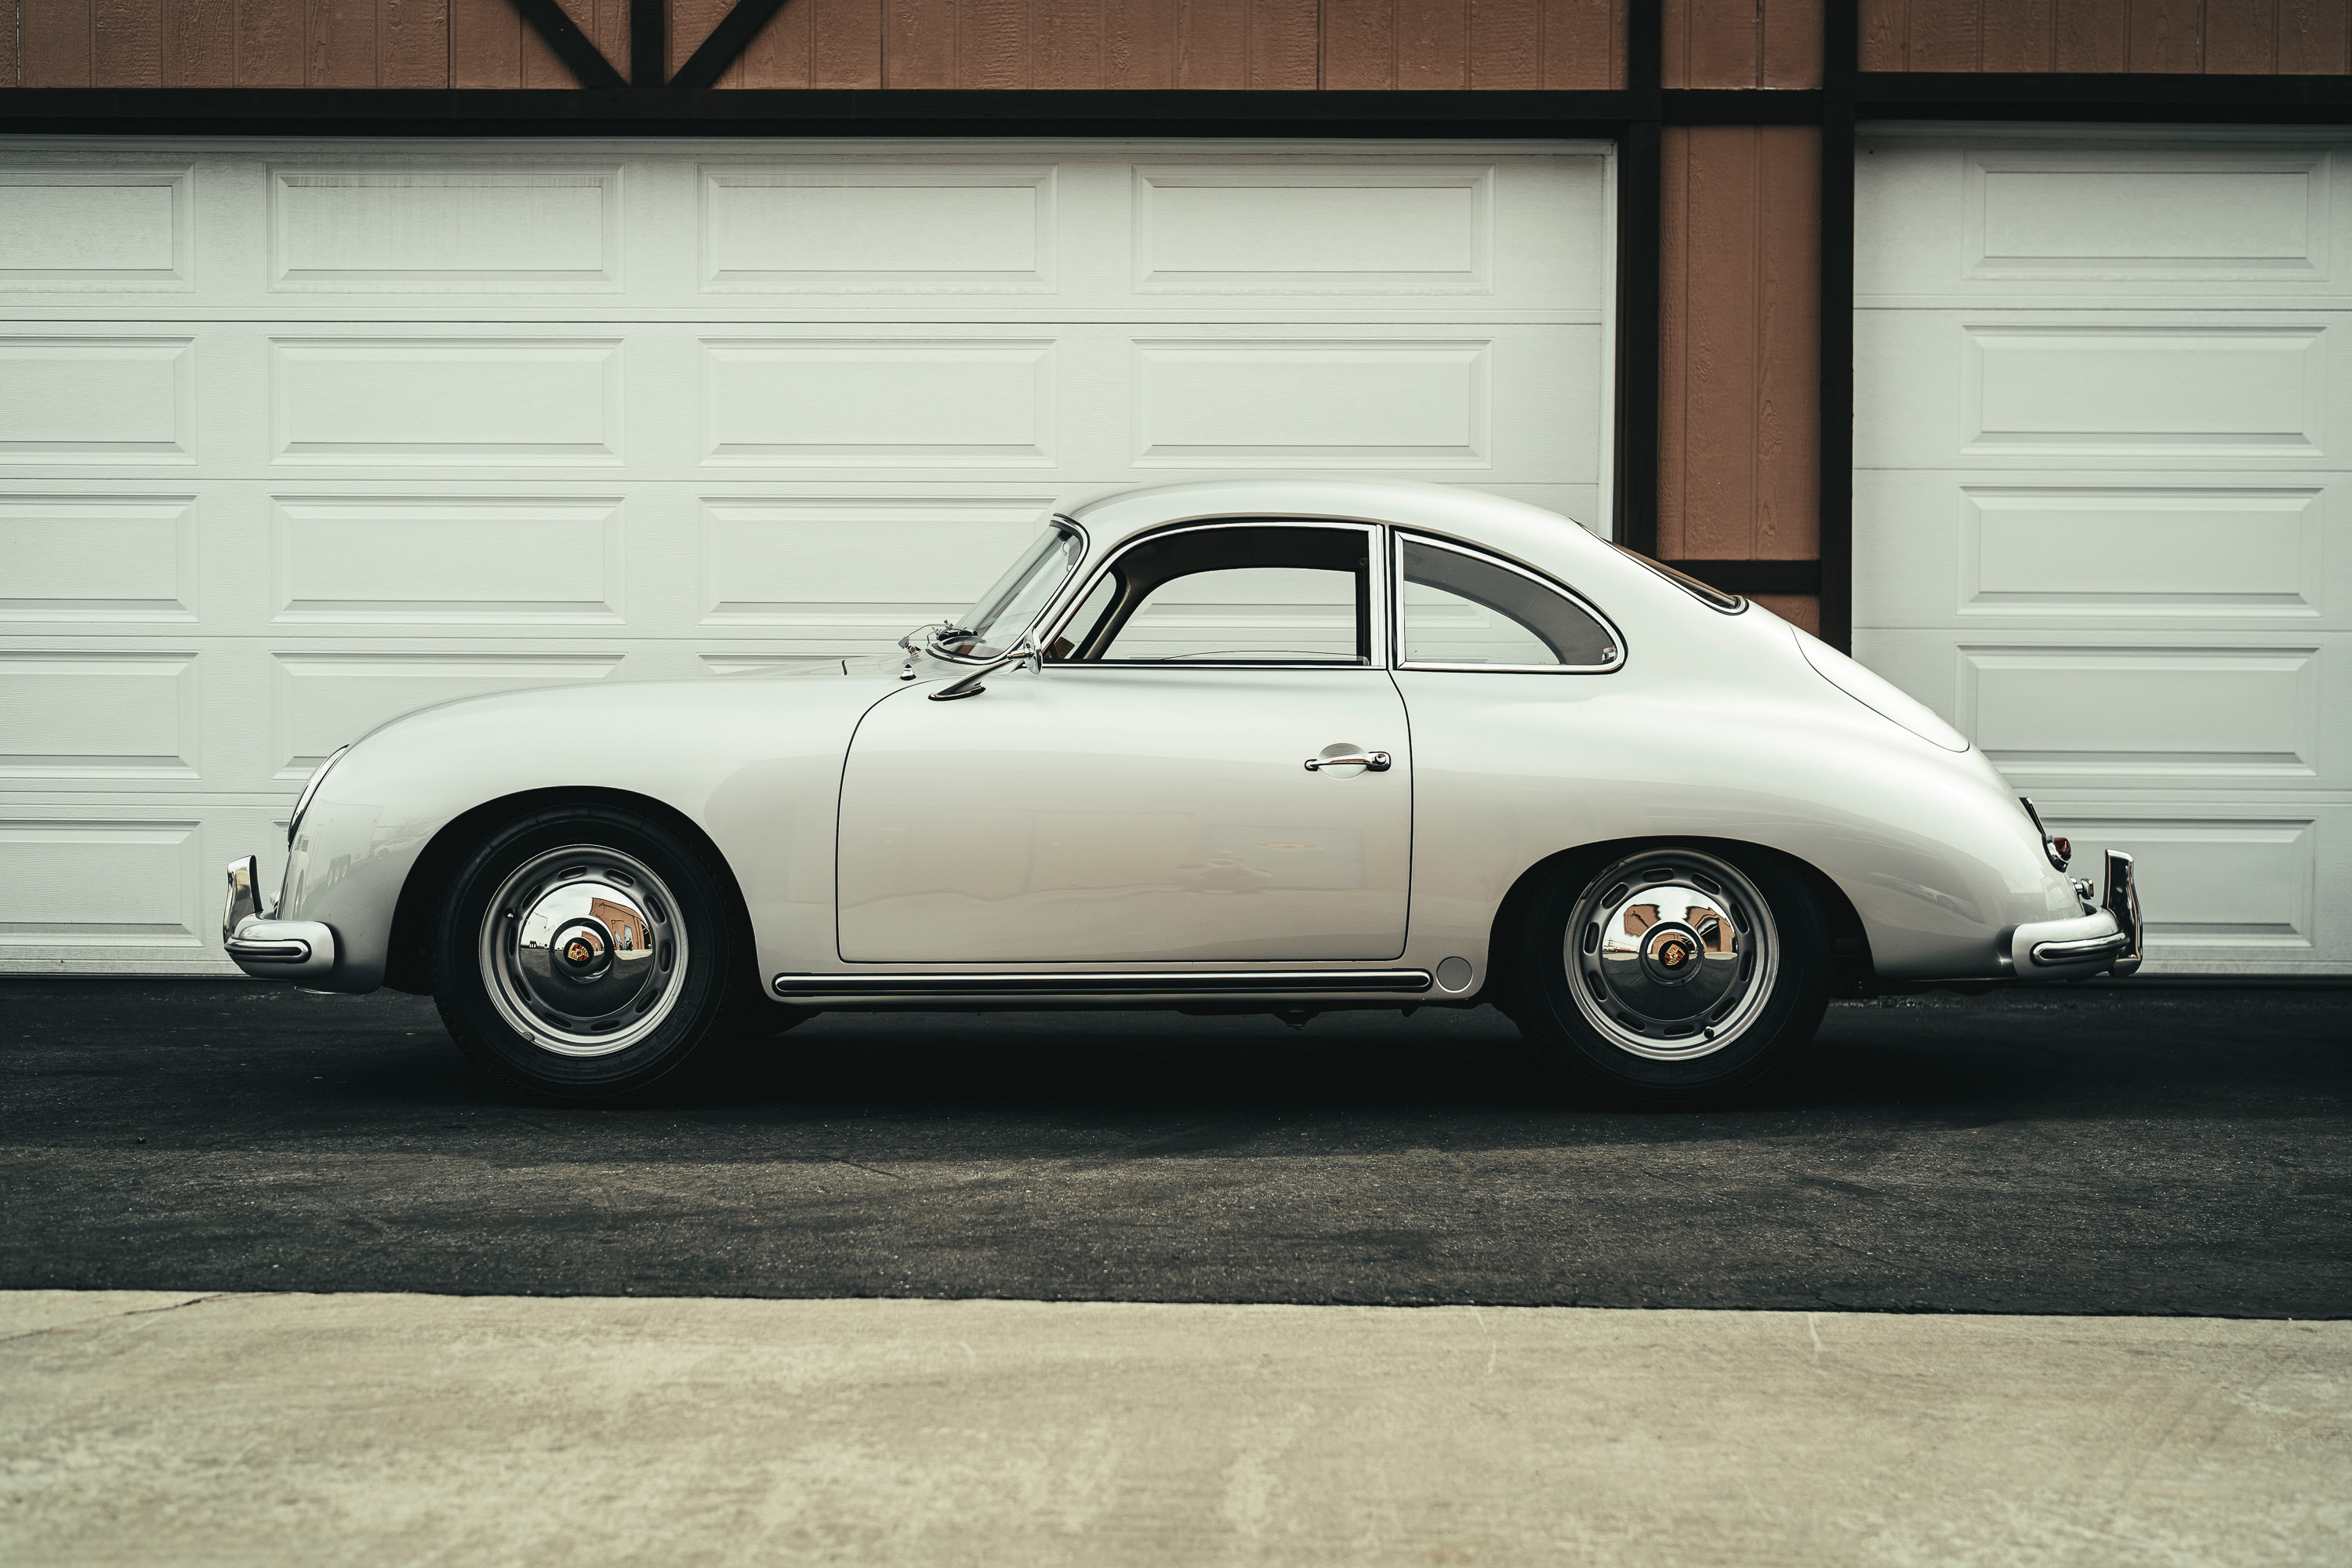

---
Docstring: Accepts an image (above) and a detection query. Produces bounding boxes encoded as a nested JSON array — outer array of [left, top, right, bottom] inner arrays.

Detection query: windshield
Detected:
[[945, 520, 1085, 656]]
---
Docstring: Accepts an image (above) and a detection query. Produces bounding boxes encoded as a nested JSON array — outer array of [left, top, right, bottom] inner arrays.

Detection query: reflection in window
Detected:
[[1397, 538, 1617, 668]]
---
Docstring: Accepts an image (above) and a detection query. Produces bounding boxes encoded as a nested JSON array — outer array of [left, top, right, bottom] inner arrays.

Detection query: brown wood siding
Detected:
[[1664, 0, 1823, 86], [1860, 0, 2352, 68], [688, 0, 1625, 87], [8, 0, 1624, 85], [13, 0, 453, 80], [1750, 593, 1820, 633], [1657, 124, 1821, 567], [7, 0, 1623, 83]]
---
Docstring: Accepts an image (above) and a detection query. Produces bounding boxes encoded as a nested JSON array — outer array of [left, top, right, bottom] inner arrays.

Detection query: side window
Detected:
[[1057, 524, 1372, 664], [1396, 537, 1618, 670]]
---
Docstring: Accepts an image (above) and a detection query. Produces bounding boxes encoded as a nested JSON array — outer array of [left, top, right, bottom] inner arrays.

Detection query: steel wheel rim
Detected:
[[1564, 850, 1778, 1062], [478, 844, 688, 1058]]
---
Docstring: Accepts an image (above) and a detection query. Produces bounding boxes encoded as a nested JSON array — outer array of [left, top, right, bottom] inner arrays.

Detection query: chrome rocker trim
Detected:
[[774, 968, 1434, 1000]]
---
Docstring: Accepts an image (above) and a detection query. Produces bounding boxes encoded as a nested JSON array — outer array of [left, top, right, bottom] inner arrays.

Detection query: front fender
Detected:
[[280, 677, 895, 993]]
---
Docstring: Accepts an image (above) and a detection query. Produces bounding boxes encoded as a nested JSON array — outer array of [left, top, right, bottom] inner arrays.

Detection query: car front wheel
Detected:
[[432, 804, 761, 1104], [1512, 844, 1830, 1108]]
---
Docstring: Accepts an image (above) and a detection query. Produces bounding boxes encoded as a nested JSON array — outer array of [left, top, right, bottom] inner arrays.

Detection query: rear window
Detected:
[[1397, 537, 1620, 670]]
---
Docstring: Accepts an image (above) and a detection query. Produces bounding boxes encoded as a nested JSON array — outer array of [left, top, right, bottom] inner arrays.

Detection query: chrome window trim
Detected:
[[1615, 546, 1746, 614], [1038, 517, 1392, 670], [1390, 532, 1626, 674], [929, 514, 1091, 666]]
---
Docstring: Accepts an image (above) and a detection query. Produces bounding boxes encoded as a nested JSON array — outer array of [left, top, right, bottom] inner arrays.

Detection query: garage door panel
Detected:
[[2027, 804, 2345, 973], [1123, 326, 1590, 479], [696, 495, 1058, 634], [699, 161, 1058, 296], [1855, 630, 2344, 792], [1858, 134, 2352, 303], [699, 336, 1058, 467], [270, 164, 625, 294], [1131, 338, 1489, 468], [0, 492, 201, 624], [0, 334, 196, 465], [1132, 162, 1494, 296], [0, 165, 194, 292], [269, 495, 630, 627], [270, 336, 627, 466], [0, 811, 214, 967], [0, 651, 201, 780], [1855, 470, 2337, 628], [1961, 324, 2326, 459], [1857, 310, 2348, 469]]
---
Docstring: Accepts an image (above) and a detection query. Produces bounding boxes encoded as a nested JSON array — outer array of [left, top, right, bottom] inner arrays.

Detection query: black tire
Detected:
[[431, 804, 779, 1104], [1511, 843, 1830, 1109]]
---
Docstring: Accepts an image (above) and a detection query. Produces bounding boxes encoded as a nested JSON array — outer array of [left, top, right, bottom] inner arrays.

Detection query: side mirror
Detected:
[[928, 633, 1040, 702]]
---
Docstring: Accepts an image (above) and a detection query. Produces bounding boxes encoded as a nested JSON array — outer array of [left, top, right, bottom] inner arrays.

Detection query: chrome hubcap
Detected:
[[479, 845, 686, 1058], [1565, 850, 1777, 1061]]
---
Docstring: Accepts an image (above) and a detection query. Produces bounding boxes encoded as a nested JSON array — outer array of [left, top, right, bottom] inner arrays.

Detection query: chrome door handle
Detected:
[[1304, 750, 1392, 773]]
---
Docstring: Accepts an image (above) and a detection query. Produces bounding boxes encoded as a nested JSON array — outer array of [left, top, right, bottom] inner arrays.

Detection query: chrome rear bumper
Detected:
[[2100, 849, 2143, 978], [223, 855, 337, 980], [2011, 850, 2143, 980]]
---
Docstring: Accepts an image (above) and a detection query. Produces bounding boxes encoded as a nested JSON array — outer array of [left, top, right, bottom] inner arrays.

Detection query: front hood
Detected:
[[742, 654, 906, 681]]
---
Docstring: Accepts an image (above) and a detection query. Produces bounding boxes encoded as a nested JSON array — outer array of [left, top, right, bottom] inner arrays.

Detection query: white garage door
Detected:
[[0, 137, 1610, 975], [1857, 126, 2351, 976]]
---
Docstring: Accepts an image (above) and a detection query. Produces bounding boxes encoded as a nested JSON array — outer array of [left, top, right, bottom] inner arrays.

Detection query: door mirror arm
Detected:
[[928, 634, 1040, 702]]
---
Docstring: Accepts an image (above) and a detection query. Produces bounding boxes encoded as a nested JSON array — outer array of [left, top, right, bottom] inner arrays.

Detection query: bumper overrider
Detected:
[[2006, 848, 2144, 980], [222, 855, 338, 981]]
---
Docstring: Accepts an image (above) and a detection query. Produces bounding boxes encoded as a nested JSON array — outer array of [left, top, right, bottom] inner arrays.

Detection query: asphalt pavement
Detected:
[[3, 980, 2347, 1316]]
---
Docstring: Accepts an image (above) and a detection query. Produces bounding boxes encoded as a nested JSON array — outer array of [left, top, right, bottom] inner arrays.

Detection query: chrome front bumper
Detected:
[[2009, 850, 2143, 980], [223, 855, 337, 981]]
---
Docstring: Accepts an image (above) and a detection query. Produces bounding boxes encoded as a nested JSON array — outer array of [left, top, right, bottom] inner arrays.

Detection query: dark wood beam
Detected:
[[1818, 0, 1857, 652], [632, 0, 666, 86], [0, 89, 1657, 135], [506, 0, 626, 89], [1664, 560, 1823, 597]]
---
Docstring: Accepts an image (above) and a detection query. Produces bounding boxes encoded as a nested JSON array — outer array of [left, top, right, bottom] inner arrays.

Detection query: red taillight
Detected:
[[2053, 837, 2071, 862]]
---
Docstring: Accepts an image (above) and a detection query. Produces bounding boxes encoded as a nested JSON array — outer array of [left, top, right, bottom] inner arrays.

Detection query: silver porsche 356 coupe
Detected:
[[223, 479, 2141, 1106]]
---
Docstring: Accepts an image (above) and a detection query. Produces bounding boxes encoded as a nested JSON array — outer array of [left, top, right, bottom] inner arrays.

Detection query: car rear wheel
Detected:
[[1512, 844, 1830, 1108], [432, 804, 771, 1104]]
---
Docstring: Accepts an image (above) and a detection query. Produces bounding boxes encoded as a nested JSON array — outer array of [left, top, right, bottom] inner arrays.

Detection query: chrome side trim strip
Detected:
[[2029, 931, 2127, 967], [773, 968, 1434, 999]]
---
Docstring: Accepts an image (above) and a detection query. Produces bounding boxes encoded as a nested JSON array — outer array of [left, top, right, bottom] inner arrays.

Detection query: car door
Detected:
[[835, 521, 1413, 965]]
